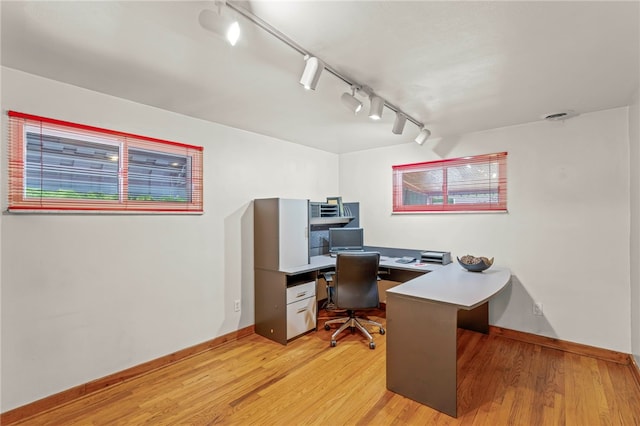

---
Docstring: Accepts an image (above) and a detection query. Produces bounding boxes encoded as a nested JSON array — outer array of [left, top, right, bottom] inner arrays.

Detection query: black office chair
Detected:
[[323, 252, 385, 349]]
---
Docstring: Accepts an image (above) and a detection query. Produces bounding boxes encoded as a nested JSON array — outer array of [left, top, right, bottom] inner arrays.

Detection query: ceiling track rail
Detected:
[[225, 1, 424, 129]]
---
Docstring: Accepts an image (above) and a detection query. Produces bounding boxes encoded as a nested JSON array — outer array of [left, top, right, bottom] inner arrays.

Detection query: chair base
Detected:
[[324, 310, 385, 349]]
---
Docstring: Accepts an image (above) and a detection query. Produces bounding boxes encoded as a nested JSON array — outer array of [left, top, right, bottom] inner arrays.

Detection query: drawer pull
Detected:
[[296, 307, 308, 313], [296, 291, 307, 298]]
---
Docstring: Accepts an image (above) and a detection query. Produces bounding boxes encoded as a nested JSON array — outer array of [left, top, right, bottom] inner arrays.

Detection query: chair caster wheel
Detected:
[[330, 340, 337, 347], [369, 342, 376, 349], [324, 324, 330, 331], [379, 328, 385, 335]]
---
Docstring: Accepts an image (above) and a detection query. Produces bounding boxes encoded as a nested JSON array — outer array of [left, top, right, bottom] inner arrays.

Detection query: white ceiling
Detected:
[[2, 1, 639, 154]]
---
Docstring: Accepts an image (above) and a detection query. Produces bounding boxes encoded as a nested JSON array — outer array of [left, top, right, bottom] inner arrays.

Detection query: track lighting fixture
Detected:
[[392, 112, 407, 135], [299, 56, 324, 90], [220, 2, 428, 140], [199, 2, 241, 46], [341, 86, 363, 114], [415, 128, 431, 145], [368, 95, 384, 120]]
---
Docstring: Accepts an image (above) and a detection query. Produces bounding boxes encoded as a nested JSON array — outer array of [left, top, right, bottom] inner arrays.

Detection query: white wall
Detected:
[[340, 108, 631, 353], [0, 60, 4, 413], [1, 65, 635, 412], [630, 90, 640, 365], [0, 67, 340, 411]]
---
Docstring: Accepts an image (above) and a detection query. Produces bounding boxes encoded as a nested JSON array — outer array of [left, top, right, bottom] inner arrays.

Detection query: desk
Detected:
[[257, 250, 510, 418], [386, 264, 511, 418]]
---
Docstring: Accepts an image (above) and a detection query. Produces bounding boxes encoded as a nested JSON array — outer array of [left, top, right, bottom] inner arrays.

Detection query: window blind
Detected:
[[7, 111, 203, 213], [392, 152, 507, 213]]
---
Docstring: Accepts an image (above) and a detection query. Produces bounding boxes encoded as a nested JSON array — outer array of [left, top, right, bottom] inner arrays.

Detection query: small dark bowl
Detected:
[[457, 256, 494, 272]]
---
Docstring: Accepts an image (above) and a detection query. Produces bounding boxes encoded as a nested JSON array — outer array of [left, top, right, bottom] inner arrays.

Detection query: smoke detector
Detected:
[[541, 110, 579, 121]]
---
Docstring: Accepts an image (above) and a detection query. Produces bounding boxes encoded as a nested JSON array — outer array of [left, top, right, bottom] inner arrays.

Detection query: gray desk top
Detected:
[[282, 254, 511, 310], [387, 263, 511, 310]]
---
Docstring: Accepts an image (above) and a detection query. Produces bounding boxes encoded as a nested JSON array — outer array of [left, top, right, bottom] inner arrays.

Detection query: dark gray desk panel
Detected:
[[378, 267, 425, 283], [254, 268, 288, 345], [364, 245, 423, 259], [386, 292, 459, 418]]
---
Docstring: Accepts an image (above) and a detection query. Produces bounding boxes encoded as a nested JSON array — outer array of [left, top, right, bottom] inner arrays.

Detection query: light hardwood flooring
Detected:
[[11, 311, 640, 425]]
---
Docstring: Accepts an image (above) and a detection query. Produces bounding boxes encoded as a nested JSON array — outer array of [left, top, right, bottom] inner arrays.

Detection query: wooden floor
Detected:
[[12, 311, 640, 425]]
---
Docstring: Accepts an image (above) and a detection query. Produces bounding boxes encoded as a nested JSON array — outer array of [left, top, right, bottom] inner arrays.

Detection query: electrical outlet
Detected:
[[533, 302, 543, 316], [234, 300, 241, 312]]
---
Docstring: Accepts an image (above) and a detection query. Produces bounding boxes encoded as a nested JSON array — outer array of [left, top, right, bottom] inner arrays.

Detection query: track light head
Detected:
[[341, 86, 363, 114], [415, 128, 431, 145], [369, 95, 384, 120], [199, 6, 241, 46], [226, 21, 240, 46], [392, 112, 407, 135], [299, 56, 324, 90]]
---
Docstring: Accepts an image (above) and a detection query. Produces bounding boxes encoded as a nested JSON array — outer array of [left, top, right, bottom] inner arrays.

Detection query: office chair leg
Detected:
[[329, 317, 378, 349], [357, 318, 385, 335], [324, 316, 349, 332], [325, 314, 382, 331], [352, 319, 375, 349], [330, 319, 355, 343]]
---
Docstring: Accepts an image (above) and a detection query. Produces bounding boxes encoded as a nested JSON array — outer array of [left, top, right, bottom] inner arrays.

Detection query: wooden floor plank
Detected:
[[8, 313, 640, 425]]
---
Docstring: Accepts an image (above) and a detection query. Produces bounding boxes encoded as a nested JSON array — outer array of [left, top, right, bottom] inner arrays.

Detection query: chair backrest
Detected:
[[334, 252, 380, 310]]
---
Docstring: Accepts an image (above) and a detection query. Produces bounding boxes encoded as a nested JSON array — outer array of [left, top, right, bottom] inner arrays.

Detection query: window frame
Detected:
[[7, 111, 203, 213], [392, 152, 507, 213]]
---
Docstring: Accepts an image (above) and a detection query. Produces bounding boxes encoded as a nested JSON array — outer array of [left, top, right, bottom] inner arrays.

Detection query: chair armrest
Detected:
[[323, 272, 335, 282]]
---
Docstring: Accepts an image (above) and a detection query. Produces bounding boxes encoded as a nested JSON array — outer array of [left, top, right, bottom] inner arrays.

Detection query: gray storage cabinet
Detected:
[[254, 198, 316, 344]]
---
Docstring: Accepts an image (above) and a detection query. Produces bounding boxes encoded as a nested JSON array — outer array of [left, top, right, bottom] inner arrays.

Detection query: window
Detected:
[[392, 152, 507, 213], [7, 111, 203, 213]]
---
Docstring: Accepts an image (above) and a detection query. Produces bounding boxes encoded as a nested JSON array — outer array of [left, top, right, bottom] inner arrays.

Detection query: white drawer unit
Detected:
[[286, 281, 316, 340], [286, 280, 315, 303]]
